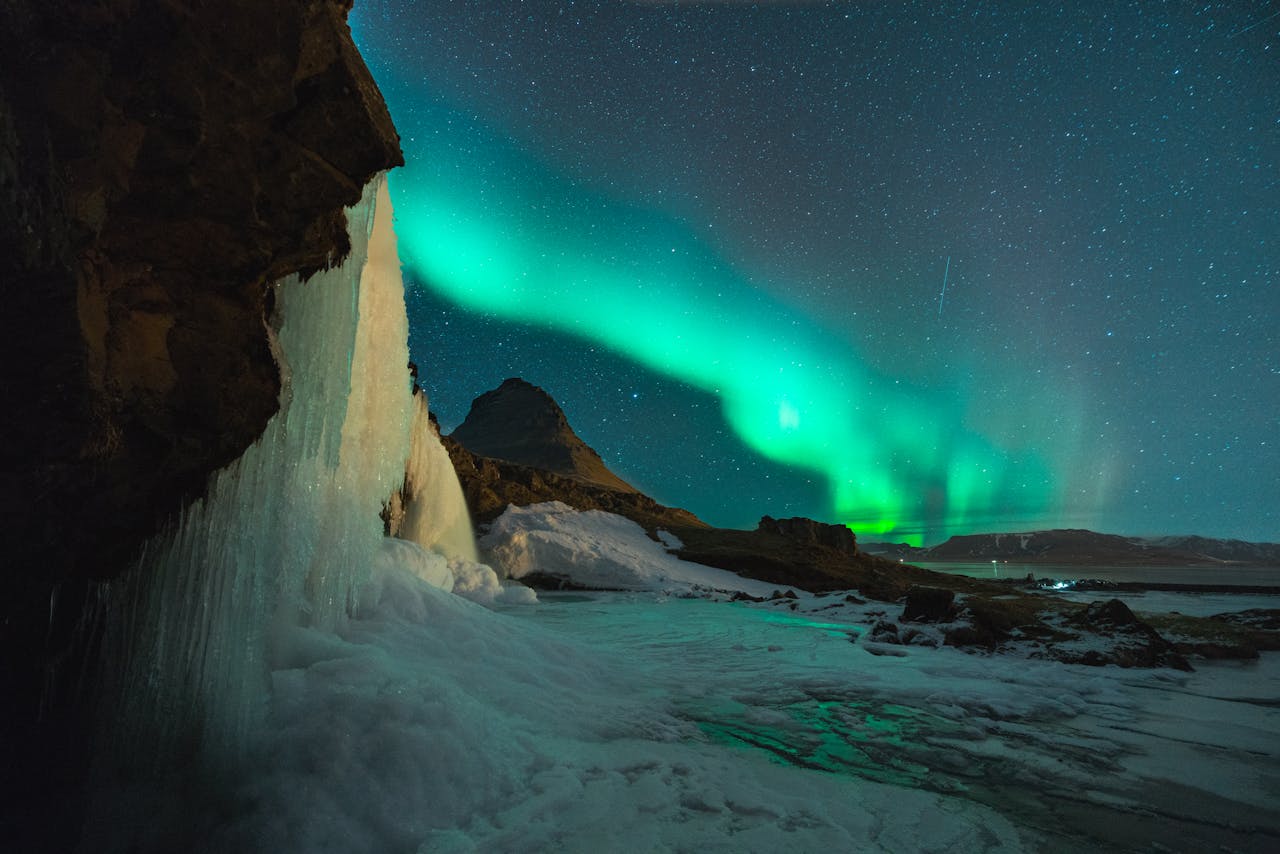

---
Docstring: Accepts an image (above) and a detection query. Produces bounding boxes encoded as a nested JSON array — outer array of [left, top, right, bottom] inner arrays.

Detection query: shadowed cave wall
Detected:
[[0, 0, 402, 847]]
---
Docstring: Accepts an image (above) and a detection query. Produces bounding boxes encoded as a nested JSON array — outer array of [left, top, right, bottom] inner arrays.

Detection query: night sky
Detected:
[[351, 1, 1278, 545]]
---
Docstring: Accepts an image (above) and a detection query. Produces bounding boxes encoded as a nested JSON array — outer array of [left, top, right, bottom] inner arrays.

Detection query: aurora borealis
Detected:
[[352, 1, 1278, 544]]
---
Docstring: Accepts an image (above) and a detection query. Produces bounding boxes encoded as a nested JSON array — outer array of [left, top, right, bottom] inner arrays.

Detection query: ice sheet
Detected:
[[142, 571, 1277, 853]]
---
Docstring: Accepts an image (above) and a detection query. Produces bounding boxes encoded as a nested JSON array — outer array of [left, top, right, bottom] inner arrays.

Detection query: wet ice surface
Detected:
[[512, 591, 1280, 853], [204, 569, 1280, 854]]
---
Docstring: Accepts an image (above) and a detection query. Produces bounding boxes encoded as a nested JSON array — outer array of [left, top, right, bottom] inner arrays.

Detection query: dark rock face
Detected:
[[944, 598, 1027, 649], [0, 2, 401, 847], [450, 378, 637, 493], [921, 528, 1278, 566], [757, 515, 857, 554], [900, 586, 957, 623], [671, 525, 918, 596], [1079, 598, 1143, 627], [1, 0, 401, 587]]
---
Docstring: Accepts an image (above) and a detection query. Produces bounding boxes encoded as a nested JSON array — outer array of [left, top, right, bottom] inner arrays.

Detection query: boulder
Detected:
[[1064, 599, 1192, 671], [901, 586, 957, 623]]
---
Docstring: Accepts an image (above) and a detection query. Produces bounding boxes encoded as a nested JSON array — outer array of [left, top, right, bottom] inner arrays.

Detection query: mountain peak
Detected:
[[449, 378, 636, 493]]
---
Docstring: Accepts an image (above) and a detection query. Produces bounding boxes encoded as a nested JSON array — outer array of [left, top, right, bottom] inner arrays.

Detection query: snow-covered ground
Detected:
[[168, 566, 1277, 853], [131, 504, 1276, 853]]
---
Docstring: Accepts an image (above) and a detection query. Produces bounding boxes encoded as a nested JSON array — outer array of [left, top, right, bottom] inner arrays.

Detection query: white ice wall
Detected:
[[98, 175, 416, 772]]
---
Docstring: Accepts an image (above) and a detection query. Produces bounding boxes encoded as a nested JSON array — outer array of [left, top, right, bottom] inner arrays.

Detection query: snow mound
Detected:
[[480, 501, 793, 597], [371, 537, 536, 607]]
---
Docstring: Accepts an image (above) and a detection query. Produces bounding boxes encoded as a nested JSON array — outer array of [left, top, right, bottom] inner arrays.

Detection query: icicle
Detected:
[[399, 394, 481, 564]]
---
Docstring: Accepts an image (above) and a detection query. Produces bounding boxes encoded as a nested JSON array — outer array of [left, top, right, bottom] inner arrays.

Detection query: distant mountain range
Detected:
[[862, 529, 1280, 566]]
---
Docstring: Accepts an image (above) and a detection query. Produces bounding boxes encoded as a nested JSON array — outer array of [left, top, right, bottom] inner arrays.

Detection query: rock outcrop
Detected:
[[0, 2, 402, 847], [1, 0, 401, 587], [758, 515, 857, 554], [900, 586, 957, 623], [1059, 599, 1192, 671], [450, 378, 638, 493], [444, 434, 706, 533]]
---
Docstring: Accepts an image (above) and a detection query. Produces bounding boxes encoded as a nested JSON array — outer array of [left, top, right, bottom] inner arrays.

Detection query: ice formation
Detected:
[[96, 176, 410, 775], [93, 174, 501, 782], [391, 393, 535, 606], [399, 394, 480, 563]]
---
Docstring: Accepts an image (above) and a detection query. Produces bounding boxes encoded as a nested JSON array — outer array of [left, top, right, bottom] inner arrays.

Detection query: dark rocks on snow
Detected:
[[1210, 609, 1280, 631], [1065, 599, 1193, 672], [1079, 598, 1143, 627], [901, 586, 957, 623], [868, 620, 900, 643]]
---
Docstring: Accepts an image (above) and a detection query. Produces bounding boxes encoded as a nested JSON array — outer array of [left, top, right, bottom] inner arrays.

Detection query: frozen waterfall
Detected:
[[396, 395, 480, 564], [93, 173, 486, 780]]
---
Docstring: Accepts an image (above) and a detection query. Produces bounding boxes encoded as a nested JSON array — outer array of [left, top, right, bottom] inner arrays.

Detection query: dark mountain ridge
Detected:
[[449, 377, 637, 494], [863, 529, 1280, 566]]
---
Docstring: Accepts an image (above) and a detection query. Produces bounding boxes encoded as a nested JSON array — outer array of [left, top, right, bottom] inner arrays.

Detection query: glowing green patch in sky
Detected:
[[387, 100, 1053, 542]]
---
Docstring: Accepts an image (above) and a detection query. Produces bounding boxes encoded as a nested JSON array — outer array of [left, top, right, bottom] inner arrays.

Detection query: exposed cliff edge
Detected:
[[1, 2, 401, 847], [1, 0, 401, 588]]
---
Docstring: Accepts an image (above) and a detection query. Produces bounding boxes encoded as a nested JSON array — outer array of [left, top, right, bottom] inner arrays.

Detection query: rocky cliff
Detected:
[[0, 1, 401, 847], [1, 0, 401, 587]]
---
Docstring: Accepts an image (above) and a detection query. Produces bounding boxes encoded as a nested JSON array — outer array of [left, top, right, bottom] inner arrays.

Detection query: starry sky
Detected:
[[351, 1, 1278, 545]]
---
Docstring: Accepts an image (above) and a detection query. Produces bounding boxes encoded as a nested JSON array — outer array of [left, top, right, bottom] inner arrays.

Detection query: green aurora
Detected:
[[387, 101, 1053, 545]]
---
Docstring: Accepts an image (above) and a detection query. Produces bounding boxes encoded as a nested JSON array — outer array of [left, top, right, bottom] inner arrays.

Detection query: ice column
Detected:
[[399, 395, 481, 564], [100, 174, 414, 770]]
